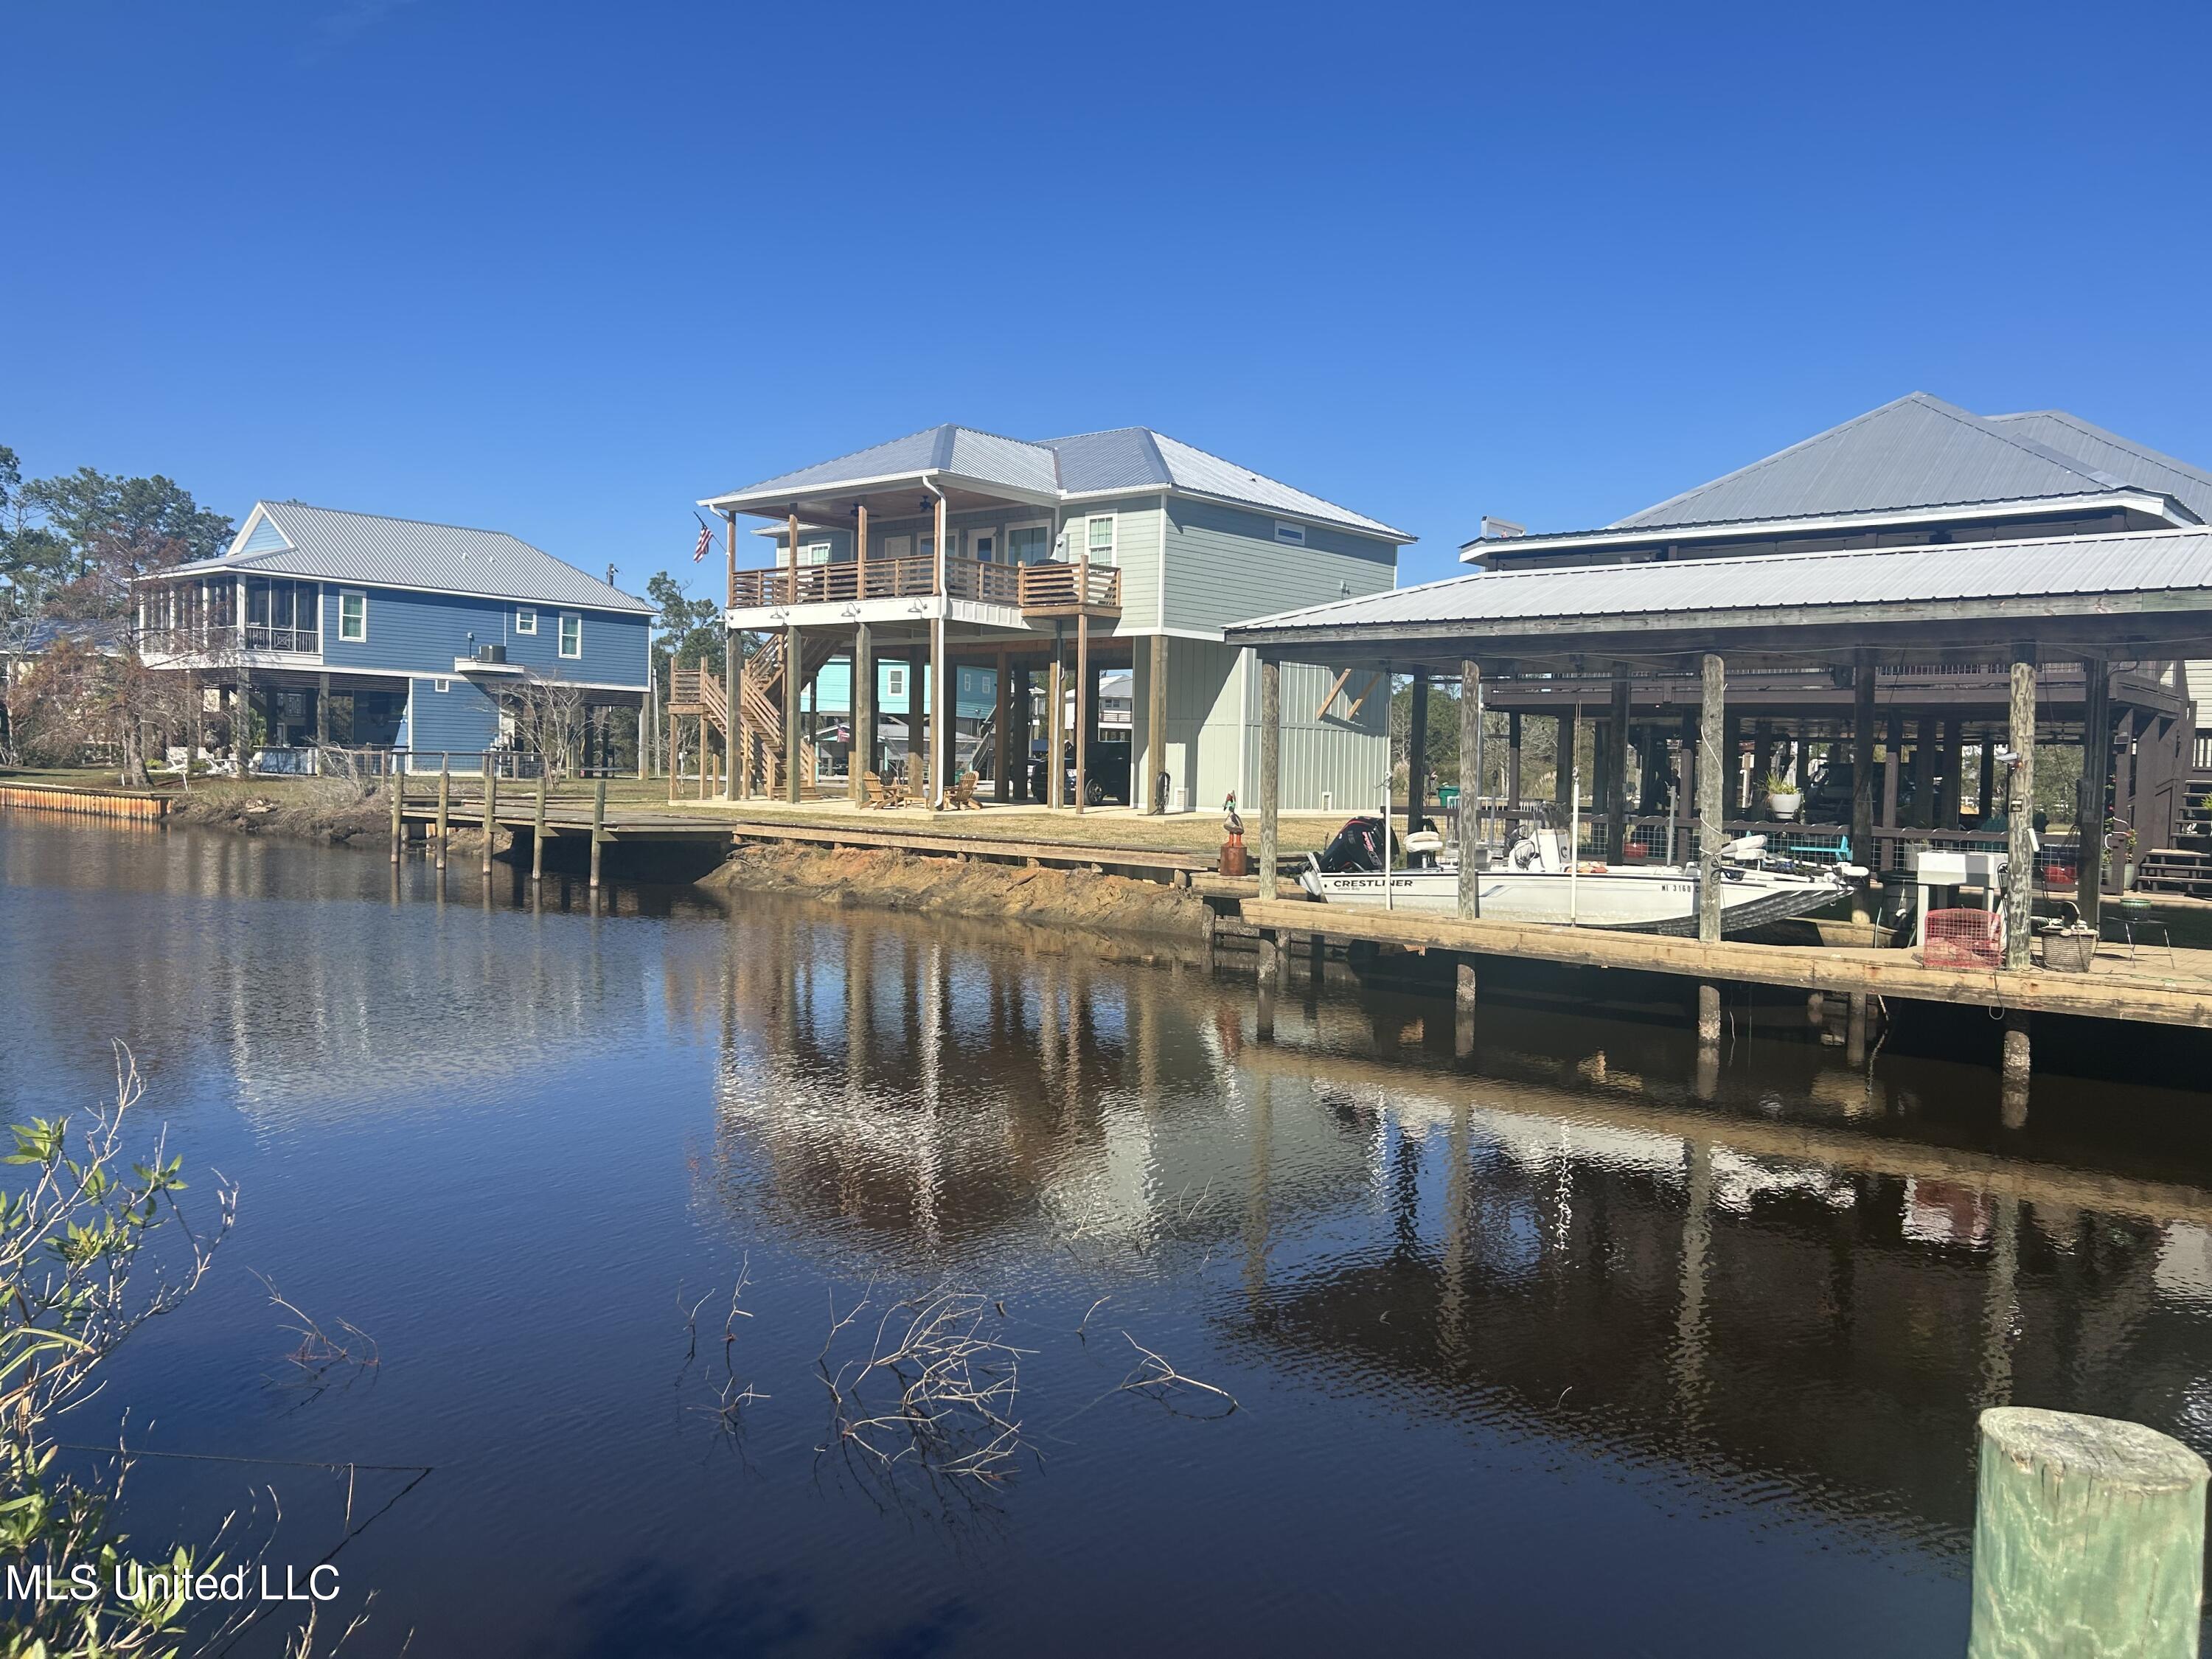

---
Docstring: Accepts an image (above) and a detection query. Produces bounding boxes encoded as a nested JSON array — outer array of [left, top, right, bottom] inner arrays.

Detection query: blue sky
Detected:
[[7, 1, 2210, 597]]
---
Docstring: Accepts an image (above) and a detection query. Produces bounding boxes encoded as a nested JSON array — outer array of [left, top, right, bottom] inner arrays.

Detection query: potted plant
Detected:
[[1763, 769, 1802, 821]]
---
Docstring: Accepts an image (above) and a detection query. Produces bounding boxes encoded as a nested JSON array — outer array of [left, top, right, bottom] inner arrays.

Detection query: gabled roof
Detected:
[[1985, 409, 2212, 523], [707, 423, 1410, 540], [157, 501, 653, 614], [1234, 526, 2212, 641], [1609, 392, 2131, 532]]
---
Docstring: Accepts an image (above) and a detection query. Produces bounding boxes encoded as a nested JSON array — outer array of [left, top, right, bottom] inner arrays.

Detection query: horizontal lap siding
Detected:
[[321, 588, 646, 689], [403, 677, 501, 757], [1163, 498, 1396, 635]]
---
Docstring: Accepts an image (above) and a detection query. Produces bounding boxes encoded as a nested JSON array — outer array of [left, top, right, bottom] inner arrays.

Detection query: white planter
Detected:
[[1767, 791, 1803, 821]]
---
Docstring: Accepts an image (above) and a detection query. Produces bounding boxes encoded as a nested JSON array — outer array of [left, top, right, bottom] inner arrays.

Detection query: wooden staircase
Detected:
[[673, 634, 844, 796]]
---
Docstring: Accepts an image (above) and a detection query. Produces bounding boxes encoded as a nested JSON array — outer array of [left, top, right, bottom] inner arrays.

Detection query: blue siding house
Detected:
[[136, 501, 652, 770]]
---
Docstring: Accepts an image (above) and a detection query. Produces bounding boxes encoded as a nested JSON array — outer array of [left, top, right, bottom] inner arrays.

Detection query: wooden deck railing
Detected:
[[728, 556, 1121, 615]]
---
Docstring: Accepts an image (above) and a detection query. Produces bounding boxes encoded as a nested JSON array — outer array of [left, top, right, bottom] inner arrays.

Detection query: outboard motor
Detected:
[[1315, 815, 1394, 873]]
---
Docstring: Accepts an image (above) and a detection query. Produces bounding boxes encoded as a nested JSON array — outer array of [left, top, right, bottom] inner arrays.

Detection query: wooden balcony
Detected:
[[728, 555, 1119, 618]]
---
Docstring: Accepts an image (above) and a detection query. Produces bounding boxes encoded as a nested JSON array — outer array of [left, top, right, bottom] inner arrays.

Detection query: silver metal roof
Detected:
[[1233, 526, 2212, 637], [160, 501, 653, 613], [706, 424, 1410, 540], [1986, 409, 2212, 523], [1608, 393, 2127, 532]]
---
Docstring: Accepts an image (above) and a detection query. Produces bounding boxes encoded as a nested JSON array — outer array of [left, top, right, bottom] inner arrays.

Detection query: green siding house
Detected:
[[698, 425, 1411, 812]]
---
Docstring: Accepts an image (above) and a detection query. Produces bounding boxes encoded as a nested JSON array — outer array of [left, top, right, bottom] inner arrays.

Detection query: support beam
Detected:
[[482, 762, 498, 874], [929, 619, 949, 808], [1697, 652, 1725, 1045], [589, 776, 605, 888], [1047, 630, 1065, 810], [1938, 716, 1964, 829], [852, 622, 874, 801], [785, 625, 804, 805], [435, 757, 450, 871], [1147, 632, 1170, 813], [1506, 710, 1521, 813], [1258, 655, 1281, 900], [1606, 667, 1630, 858], [1458, 660, 1481, 919], [855, 503, 869, 599], [2079, 654, 2111, 925], [993, 653, 1010, 803], [1852, 651, 1877, 917], [2005, 648, 2037, 970], [1554, 707, 1577, 813], [1883, 712, 1902, 828], [1073, 594, 1090, 814], [723, 625, 739, 804], [1407, 673, 1430, 834], [1979, 728, 1997, 821]]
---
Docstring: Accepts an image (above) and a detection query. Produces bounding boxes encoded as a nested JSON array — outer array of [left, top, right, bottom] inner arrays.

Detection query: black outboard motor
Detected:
[[1315, 815, 1397, 873]]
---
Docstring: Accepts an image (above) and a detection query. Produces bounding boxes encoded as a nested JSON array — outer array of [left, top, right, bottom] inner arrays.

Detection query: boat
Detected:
[[1295, 817, 1857, 936]]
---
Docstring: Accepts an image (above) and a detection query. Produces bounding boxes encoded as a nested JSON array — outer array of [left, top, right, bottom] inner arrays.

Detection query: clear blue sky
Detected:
[[7, 1, 2209, 597]]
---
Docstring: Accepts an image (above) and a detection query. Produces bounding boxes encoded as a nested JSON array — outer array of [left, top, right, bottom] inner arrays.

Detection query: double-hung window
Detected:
[[338, 590, 367, 643], [1086, 515, 1116, 564], [515, 606, 537, 635], [558, 613, 582, 658]]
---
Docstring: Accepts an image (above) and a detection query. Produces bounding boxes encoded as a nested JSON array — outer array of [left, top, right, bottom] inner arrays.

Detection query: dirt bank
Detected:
[[166, 780, 453, 847], [701, 840, 1216, 945]]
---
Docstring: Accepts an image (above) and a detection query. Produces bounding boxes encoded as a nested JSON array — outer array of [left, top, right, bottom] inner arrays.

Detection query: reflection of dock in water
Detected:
[[680, 902, 2212, 1544]]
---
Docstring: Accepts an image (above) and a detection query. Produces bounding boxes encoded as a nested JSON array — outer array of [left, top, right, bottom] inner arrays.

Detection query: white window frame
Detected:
[[967, 527, 998, 563], [1085, 514, 1117, 564], [799, 540, 832, 567], [515, 605, 538, 635], [338, 589, 368, 642], [886, 666, 906, 699], [558, 612, 582, 658], [433, 678, 451, 693], [1274, 520, 1307, 547]]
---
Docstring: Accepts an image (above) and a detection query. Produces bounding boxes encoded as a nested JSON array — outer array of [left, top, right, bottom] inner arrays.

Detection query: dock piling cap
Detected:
[[1979, 1406, 2210, 1492]]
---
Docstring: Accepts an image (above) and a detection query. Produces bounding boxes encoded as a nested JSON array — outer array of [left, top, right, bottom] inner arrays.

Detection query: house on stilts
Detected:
[[681, 425, 1413, 814]]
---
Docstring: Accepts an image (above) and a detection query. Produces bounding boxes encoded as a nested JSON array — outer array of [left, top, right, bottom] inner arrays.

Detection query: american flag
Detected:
[[691, 518, 713, 562]]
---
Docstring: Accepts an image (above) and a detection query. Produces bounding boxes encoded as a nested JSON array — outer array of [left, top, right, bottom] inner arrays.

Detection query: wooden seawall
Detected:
[[0, 782, 173, 823]]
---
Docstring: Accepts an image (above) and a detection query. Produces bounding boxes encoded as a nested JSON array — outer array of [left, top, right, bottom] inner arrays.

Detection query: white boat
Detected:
[[1296, 822, 1856, 936]]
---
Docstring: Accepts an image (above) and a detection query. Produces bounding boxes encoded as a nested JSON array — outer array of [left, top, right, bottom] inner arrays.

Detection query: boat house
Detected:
[[136, 501, 653, 771], [685, 425, 1411, 813], [1447, 394, 2210, 890]]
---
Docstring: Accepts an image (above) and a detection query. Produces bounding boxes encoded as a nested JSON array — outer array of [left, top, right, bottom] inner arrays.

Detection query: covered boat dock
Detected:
[[1224, 526, 2212, 1102]]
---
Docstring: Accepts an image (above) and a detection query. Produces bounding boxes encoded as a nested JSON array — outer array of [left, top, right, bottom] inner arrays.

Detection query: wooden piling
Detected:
[[589, 776, 606, 888], [1257, 655, 1281, 901], [532, 768, 547, 883], [1968, 1407, 2207, 1659], [1697, 653, 1725, 1042], [2005, 649, 2037, 970], [1458, 659, 1481, 919], [389, 767, 403, 863], [435, 759, 450, 870], [482, 759, 498, 874]]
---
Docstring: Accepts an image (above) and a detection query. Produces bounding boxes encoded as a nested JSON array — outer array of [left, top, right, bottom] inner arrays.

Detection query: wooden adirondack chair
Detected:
[[945, 770, 983, 810], [861, 770, 908, 810]]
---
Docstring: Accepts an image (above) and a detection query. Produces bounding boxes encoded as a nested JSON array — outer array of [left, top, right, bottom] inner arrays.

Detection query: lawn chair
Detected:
[[861, 770, 908, 810], [945, 770, 983, 810]]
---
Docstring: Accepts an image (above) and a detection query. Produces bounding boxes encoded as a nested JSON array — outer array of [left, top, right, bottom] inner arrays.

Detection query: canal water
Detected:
[[4, 815, 2212, 1657]]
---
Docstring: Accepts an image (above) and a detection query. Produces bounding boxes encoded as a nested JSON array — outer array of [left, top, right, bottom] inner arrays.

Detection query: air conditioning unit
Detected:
[[475, 644, 507, 664]]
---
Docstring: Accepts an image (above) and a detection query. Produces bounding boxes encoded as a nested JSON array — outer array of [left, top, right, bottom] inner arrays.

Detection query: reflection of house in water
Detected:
[[684, 913, 2212, 1543]]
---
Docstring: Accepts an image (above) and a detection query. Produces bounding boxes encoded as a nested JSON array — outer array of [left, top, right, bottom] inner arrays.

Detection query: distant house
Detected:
[[689, 424, 1412, 810], [135, 501, 651, 768]]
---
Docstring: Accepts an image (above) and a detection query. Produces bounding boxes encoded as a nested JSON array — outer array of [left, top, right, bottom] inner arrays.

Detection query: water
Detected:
[[4, 815, 2212, 1657]]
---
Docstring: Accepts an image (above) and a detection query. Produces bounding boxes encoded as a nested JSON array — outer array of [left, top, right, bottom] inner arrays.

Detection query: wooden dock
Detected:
[[1238, 897, 2212, 1032]]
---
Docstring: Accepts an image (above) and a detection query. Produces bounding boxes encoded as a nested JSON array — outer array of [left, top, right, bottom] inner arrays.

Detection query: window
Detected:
[[559, 613, 582, 658], [886, 666, 906, 698], [799, 540, 831, 567], [970, 530, 996, 562], [1274, 521, 1307, 546], [338, 590, 367, 643], [247, 577, 321, 651], [1007, 524, 1049, 565], [515, 606, 537, 635], [433, 678, 451, 693], [1086, 515, 1116, 563]]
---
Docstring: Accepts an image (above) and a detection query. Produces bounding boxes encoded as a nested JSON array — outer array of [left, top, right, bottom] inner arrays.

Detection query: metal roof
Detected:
[[1986, 409, 2212, 523], [1607, 393, 2127, 532], [1232, 526, 2212, 639], [706, 424, 1410, 540], [159, 501, 653, 613]]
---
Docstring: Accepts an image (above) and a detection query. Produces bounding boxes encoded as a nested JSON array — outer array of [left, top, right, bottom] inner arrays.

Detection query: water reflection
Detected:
[[8, 815, 2212, 1653], [689, 905, 2212, 1552]]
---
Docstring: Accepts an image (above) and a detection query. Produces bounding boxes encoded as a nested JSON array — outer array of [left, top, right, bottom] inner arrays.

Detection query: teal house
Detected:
[[136, 501, 653, 769]]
